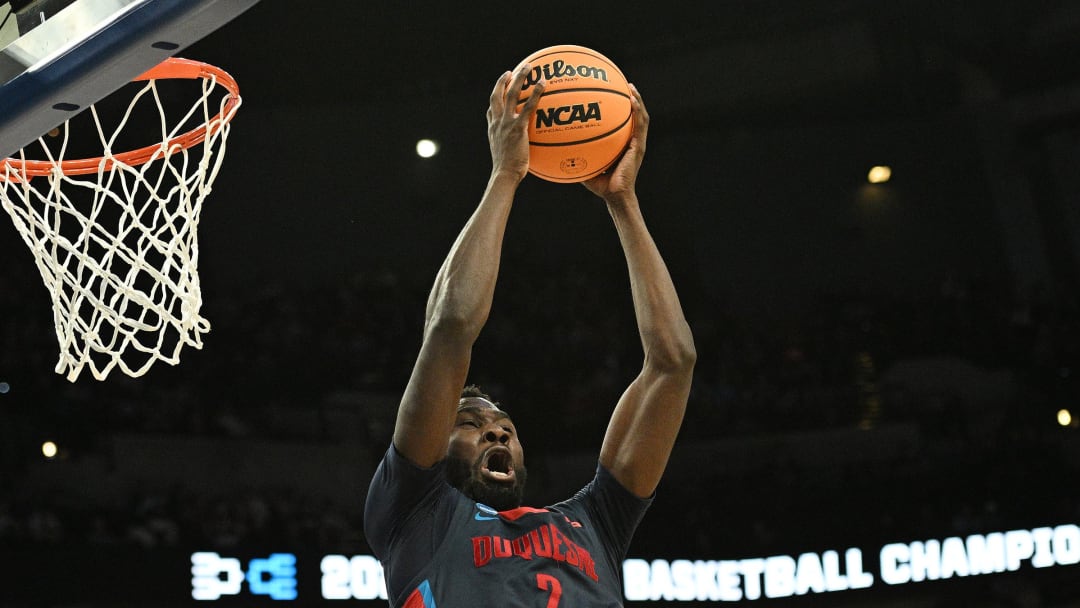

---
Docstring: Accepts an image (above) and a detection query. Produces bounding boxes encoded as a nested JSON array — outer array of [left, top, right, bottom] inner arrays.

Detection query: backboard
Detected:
[[0, 0, 260, 159]]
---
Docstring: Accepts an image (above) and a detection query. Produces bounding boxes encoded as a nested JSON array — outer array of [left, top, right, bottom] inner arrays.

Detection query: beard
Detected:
[[445, 455, 528, 512]]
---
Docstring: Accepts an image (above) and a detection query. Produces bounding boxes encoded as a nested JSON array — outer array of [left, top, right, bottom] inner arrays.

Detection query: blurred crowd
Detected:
[[0, 481, 366, 555], [1, 253, 1078, 571]]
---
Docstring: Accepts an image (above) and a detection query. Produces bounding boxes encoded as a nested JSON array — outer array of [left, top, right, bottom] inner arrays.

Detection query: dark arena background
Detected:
[[2, 1, 1080, 606]]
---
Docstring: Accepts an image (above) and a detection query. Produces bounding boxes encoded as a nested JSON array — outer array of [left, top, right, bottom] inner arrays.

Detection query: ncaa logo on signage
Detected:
[[191, 552, 298, 600]]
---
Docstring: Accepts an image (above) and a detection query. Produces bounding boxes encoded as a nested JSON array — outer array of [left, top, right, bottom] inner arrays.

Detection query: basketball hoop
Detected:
[[0, 57, 241, 381]]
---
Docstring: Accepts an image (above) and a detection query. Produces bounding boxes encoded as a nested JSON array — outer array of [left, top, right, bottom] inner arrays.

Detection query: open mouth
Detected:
[[481, 447, 515, 482]]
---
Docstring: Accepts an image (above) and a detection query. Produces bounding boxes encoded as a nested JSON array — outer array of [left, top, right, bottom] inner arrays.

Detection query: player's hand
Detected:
[[582, 84, 648, 203], [488, 65, 544, 180]]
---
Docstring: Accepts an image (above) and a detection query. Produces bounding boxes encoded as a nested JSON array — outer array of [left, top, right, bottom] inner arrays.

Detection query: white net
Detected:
[[0, 59, 240, 381]]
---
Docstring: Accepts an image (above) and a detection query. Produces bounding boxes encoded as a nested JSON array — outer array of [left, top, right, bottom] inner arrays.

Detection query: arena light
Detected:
[[415, 139, 439, 158], [867, 165, 892, 184], [1058, 408, 1073, 427]]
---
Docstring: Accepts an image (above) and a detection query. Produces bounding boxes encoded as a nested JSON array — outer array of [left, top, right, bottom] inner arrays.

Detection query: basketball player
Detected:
[[364, 63, 696, 606]]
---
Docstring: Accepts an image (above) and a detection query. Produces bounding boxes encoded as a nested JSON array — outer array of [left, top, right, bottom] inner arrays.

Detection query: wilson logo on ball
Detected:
[[535, 102, 602, 128], [521, 60, 609, 88]]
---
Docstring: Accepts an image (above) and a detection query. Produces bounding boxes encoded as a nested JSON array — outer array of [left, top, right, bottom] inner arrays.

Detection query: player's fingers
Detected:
[[629, 84, 649, 145], [504, 63, 534, 118], [518, 77, 545, 121], [489, 71, 512, 116]]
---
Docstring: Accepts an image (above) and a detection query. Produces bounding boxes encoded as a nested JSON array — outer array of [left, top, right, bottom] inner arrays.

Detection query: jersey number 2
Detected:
[[536, 573, 563, 608]]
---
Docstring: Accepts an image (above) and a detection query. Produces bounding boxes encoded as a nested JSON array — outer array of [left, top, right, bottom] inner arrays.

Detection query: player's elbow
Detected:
[[644, 326, 697, 374], [424, 288, 491, 340], [423, 309, 485, 345]]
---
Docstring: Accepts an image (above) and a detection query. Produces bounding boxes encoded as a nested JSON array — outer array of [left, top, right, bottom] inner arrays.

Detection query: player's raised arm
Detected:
[[585, 85, 697, 498], [392, 66, 545, 468]]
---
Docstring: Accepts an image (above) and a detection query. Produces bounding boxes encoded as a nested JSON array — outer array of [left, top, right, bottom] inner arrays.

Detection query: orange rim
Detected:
[[1, 57, 240, 180]]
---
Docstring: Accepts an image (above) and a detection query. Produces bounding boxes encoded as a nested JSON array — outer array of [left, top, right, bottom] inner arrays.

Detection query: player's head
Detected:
[[445, 385, 527, 511]]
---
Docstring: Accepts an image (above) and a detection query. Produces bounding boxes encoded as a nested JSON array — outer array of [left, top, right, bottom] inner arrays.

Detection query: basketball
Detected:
[[513, 44, 633, 183]]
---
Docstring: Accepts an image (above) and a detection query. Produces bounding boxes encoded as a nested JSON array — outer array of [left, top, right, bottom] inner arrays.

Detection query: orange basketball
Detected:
[[513, 44, 633, 183]]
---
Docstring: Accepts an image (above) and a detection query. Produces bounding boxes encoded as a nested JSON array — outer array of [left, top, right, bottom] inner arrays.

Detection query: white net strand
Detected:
[[0, 65, 239, 381]]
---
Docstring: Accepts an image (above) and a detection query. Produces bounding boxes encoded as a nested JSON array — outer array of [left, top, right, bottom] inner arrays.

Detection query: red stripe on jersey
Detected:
[[499, 506, 549, 521]]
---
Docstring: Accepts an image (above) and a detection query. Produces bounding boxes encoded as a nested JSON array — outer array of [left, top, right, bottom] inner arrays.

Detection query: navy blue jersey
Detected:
[[364, 445, 652, 607]]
